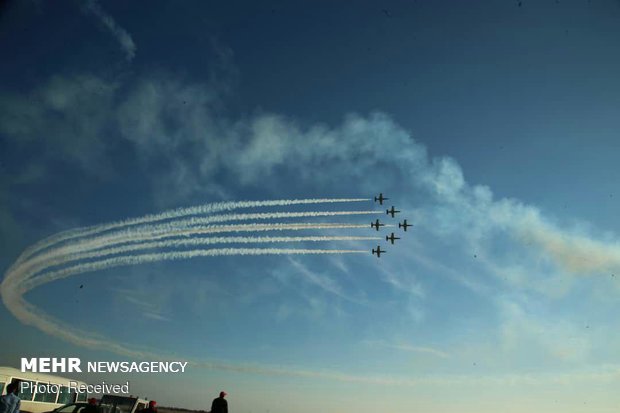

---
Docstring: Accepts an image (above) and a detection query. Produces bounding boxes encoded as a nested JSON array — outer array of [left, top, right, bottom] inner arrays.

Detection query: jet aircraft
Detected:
[[386, 232, 400, 244], [371, 219, 385, 231], [372, 245, 386, 257], [386, 206, 400, 217], [374, 193, 389, 205], [398, 219, 412, 231]]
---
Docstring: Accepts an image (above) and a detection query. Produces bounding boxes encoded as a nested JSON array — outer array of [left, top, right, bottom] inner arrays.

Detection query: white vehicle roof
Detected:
[[0, 366, 87, 386]]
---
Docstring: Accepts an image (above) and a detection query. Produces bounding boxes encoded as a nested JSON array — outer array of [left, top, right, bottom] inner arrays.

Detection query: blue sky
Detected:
[[1, 1, 620, 412]]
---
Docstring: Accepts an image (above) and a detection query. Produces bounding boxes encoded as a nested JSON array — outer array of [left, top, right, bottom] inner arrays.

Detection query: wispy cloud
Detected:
[[3, 69, 620, 284], [364, 339, 450, 359], [287, 257, 367, 304], [497, 297, 592, 364], [113, 289, 170, 322], [5, 69, 614, 287], [376, 265, 425, 298], [82, 0, 136, 61], [0, 74, 117, 174], [2, 67, 620, 385], [142, 312, 170, 322], [519, 221, 620, 274]]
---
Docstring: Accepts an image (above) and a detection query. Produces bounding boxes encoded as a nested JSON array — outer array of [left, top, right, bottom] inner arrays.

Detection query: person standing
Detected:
[[210, 391, 227, 413], [83, 398, 98, 413], [0, 382, 20, 413], [141, 401, 157, 413]]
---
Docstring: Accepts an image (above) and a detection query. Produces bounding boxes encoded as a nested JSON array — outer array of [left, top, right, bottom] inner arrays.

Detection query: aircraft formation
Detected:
[[371, 193, 411, 257]]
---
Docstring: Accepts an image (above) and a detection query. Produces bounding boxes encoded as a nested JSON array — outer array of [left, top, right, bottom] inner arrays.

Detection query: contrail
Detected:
[[1, 198, 385, 385], [4, 246, 368, 355], [7, 247, 367, 293], [13, 223, 374, 282], [1, 246, 367, 381], [35, 210, 380, 261], [151, 210, 381, 239], [15, 234, 379, 283], [16, 198, 370, 264]]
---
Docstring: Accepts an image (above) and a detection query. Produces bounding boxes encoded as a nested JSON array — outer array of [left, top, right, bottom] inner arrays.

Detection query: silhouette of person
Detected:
[[141, 401, 157, 413], [83, 398, 98, 413], [210, 392, 227, 413], [0, 381, 21, 413]]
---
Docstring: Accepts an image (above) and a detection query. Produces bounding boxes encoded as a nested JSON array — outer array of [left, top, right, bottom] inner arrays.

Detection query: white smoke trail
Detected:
[[35, 210, 380, 262], [15, 233, 379, 284], [8, 247, 366, 294], [0, 246, 366, 381], [10, 223, 373, 284], [1, 198, 385, 385], [16, 198, 370, 264]]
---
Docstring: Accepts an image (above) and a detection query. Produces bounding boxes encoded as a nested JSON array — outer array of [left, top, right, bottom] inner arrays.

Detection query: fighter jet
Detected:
[[372, 245, 386, 257], [399, 219, 412, 231], [386, 232, 400, 244], [385, 206, 400, 218], [371, 219, 385, 231], [374, 193, 389, 205]]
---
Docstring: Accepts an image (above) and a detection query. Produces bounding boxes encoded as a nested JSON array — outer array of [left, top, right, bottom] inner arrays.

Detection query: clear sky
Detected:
[[1, 1, 620, 412]]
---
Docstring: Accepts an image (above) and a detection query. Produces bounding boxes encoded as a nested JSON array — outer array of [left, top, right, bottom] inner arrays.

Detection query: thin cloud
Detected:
[[365, 340, 450, 359], [287, 257, 368, 305], [519, 222, 620, 274], [114, 290, 169, 322], [142, 312, 170, 322], [82, 0, 136, 61], [376, 265, 425, 298], [497, 297, 592, 364]]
